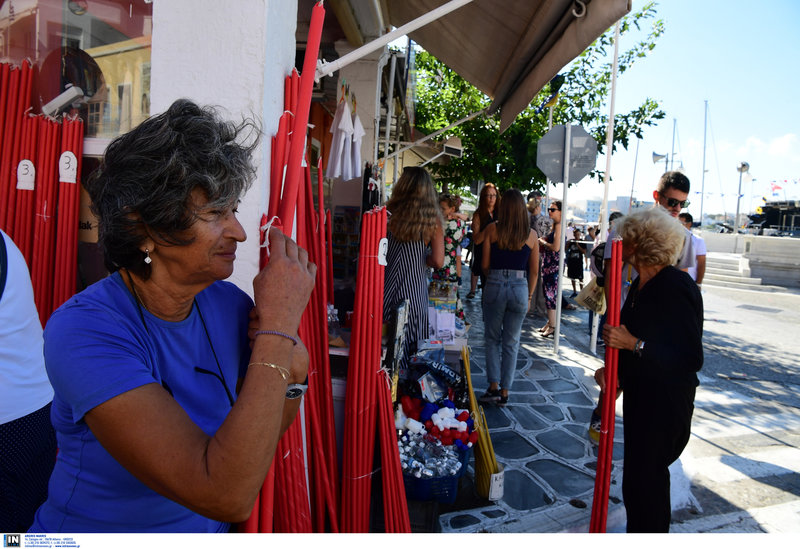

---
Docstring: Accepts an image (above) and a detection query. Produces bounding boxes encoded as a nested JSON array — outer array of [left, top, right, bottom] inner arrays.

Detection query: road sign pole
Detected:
[[554, 124, 572, 355]]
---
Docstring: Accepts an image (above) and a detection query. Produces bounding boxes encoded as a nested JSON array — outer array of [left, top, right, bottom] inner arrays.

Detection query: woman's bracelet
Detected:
[[249, 362, 290, 382], [255, 330, 298, 346]]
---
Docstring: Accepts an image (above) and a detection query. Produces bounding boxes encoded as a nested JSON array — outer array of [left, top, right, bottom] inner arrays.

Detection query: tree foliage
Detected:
[[412, 1, 665, 195]]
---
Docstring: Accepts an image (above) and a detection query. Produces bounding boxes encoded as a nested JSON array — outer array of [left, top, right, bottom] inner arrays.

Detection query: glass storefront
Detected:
[[0, 0, 153, 138]]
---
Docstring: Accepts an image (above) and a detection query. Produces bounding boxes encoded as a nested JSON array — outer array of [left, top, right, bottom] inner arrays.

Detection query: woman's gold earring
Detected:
[[144, 249, 152, 265]]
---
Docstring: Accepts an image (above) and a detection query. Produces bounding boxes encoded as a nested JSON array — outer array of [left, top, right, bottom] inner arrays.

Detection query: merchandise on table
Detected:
[[394, 397, 478, 504]]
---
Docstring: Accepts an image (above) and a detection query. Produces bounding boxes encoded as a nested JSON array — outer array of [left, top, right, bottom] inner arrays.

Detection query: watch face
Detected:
[[285, 384, 307, 399]]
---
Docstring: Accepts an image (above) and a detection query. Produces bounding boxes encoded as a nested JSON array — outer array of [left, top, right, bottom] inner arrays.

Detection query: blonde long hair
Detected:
[[385, 166, 443, 242], [495, 189, 529, 250]]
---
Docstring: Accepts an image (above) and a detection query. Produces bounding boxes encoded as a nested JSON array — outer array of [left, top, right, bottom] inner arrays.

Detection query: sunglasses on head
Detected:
[[660, 194, 690, 209]]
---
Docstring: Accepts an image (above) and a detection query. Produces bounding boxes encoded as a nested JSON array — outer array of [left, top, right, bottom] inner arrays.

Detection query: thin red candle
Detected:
[[277, 1, 324, 233], [0, 66, 20, 232]]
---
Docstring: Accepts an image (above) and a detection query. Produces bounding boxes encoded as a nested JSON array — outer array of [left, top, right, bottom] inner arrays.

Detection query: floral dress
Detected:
[[432, 217, 465, 320], [541, 230, 559, 310]]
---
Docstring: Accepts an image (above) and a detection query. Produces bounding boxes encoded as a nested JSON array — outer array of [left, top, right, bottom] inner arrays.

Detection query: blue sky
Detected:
[[560, 0, 800, 219]]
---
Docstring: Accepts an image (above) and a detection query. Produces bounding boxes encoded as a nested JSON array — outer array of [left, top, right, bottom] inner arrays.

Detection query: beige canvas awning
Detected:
[[386, 0, 631, 132]]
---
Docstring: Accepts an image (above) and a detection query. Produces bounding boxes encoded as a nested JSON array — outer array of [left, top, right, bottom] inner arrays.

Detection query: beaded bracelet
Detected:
[[254, 330, 298, 346], [249, 362, 290, 381]]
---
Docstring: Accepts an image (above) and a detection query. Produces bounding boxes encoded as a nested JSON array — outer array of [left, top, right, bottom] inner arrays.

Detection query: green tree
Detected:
[[412, 1, 665, 194]]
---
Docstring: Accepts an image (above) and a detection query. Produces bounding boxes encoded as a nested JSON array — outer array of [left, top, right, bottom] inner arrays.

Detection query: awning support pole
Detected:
[[385, 108, 486, 162], [381, 51, 398, 200], [315, 0, 475, 80], [592, 20, 621, 356]]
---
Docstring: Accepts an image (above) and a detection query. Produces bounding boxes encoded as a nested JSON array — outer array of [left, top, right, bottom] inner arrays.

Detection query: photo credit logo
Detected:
[[3, 534, 21, 547]]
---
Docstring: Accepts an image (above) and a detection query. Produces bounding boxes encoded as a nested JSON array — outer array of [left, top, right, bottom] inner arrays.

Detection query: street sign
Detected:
[[536, 124, 598, 183]]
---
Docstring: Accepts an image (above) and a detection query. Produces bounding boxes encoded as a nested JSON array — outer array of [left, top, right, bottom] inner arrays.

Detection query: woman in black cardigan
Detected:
[[599, 207, 703, 533]]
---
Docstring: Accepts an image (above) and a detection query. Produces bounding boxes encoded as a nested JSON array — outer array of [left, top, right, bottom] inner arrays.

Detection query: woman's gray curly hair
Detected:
[[86, 99, 260, 278], [616, 207, 686, 267]]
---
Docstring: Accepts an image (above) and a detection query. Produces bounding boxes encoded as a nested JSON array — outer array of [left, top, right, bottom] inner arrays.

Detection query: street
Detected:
[[559, 278, 800, 532]]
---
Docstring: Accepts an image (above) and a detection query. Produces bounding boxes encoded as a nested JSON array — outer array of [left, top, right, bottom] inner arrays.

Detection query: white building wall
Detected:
[[150, 0, 298, 297]]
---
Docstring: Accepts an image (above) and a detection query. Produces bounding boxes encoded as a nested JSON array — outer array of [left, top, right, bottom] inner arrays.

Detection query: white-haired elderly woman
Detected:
[[599, 207, 703, 533]]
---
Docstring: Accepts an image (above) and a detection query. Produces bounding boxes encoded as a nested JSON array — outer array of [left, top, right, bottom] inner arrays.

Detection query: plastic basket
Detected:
[[403, 447, 471, 504]]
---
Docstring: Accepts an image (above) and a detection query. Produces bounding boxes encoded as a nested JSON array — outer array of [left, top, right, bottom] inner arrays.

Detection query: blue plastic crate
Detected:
[[403, 447, 471, 504]]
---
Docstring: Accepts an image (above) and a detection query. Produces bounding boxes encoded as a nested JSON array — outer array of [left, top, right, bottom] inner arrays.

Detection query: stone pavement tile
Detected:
[[502, 469, 554, 511], [526, 459, 596, 497], [491, 430, 541, 460], [535, 429, 589, 461]]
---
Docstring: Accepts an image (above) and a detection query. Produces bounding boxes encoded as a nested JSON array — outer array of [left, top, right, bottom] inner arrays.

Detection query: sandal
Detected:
[[466, 291, 476, 299], [541, 326, 555, 338], [538, 323, 550, 333]]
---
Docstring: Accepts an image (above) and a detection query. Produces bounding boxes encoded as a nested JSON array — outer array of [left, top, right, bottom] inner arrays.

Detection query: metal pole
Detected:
[[382, 52, 397, 178], [316, 0, 475, 80], [700, 100, 708, 226], [735, 169, 743, 231], [629, 137, 640, 214], [546, 105, 554, 208], [373, 51, 388, 201], [554, 124, 571, 355], [383, 108, 486, 162], [592, 20, 621, 355], [669, 118, 676, 171], [734, 161, 749, 231]]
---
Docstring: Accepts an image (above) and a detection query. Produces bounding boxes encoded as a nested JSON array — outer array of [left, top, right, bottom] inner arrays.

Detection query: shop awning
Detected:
[[386, 0, 631, 132]]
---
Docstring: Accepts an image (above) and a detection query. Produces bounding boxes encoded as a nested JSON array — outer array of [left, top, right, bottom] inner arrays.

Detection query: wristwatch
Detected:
[[286, 376, 308, 399], [634, 339, 645, 357]]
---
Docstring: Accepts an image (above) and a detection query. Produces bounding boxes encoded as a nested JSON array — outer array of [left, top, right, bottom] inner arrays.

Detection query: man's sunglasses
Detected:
[[548, 208, 559, 212], [660, 194, 690, 209]]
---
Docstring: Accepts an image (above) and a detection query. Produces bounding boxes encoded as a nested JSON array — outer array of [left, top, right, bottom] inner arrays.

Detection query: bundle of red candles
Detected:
[[340, 206, 409, 532], [239, 0, 347, 533], [589, 238, 623, 533], [0, 59, 84, 326]]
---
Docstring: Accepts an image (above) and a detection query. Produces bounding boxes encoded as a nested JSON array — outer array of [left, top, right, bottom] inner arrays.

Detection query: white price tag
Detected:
[[377, 237, 388, 266], [16, 159, 35, 190], [59, 151, 78, 183]]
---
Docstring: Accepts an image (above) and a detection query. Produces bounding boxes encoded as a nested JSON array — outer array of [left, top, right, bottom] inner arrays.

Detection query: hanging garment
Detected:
[[325, 99, 347, 179], [351, 111, 366, 179], [338, 106, 355, 181]]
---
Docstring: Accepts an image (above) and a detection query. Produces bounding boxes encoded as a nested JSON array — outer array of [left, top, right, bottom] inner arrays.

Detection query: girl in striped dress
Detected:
[[383, 167, 444, 367]]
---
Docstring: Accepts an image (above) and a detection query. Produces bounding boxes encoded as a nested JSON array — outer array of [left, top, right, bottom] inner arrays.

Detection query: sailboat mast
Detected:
[[700, 100, 708, 225], [670, 118, 676, 171]]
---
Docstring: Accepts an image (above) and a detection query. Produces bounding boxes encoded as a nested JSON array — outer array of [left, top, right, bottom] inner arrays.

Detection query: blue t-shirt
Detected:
[[30, 272, 253, 533]]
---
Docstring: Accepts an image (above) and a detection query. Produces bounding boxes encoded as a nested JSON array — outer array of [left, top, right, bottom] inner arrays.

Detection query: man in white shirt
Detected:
[[679, 212, 706, 287]]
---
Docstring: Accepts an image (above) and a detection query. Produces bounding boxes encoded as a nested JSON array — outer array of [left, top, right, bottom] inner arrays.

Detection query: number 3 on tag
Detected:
[[59, 151, 78, 183], [16, 159, 35, 190]]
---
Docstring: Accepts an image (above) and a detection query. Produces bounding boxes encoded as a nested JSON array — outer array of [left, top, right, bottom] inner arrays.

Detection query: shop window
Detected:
[[0, 0, 153, 139]]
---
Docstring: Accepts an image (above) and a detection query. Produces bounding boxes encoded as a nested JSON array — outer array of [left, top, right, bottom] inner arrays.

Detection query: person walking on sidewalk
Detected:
[[478, 189, 539, 406], [537, 200, 563, 337], [467, 183, 498, 299], [598, 207, 704, 532], [526, 193, 550, 318], [566, 228, 586, 296]]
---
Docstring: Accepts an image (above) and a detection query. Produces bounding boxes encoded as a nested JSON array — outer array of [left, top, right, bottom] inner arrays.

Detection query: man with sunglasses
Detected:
[[603, 171, 696, 289]]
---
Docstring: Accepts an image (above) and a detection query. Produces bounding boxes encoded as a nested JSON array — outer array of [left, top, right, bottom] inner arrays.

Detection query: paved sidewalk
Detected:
[[436, 268, 627, 533]]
